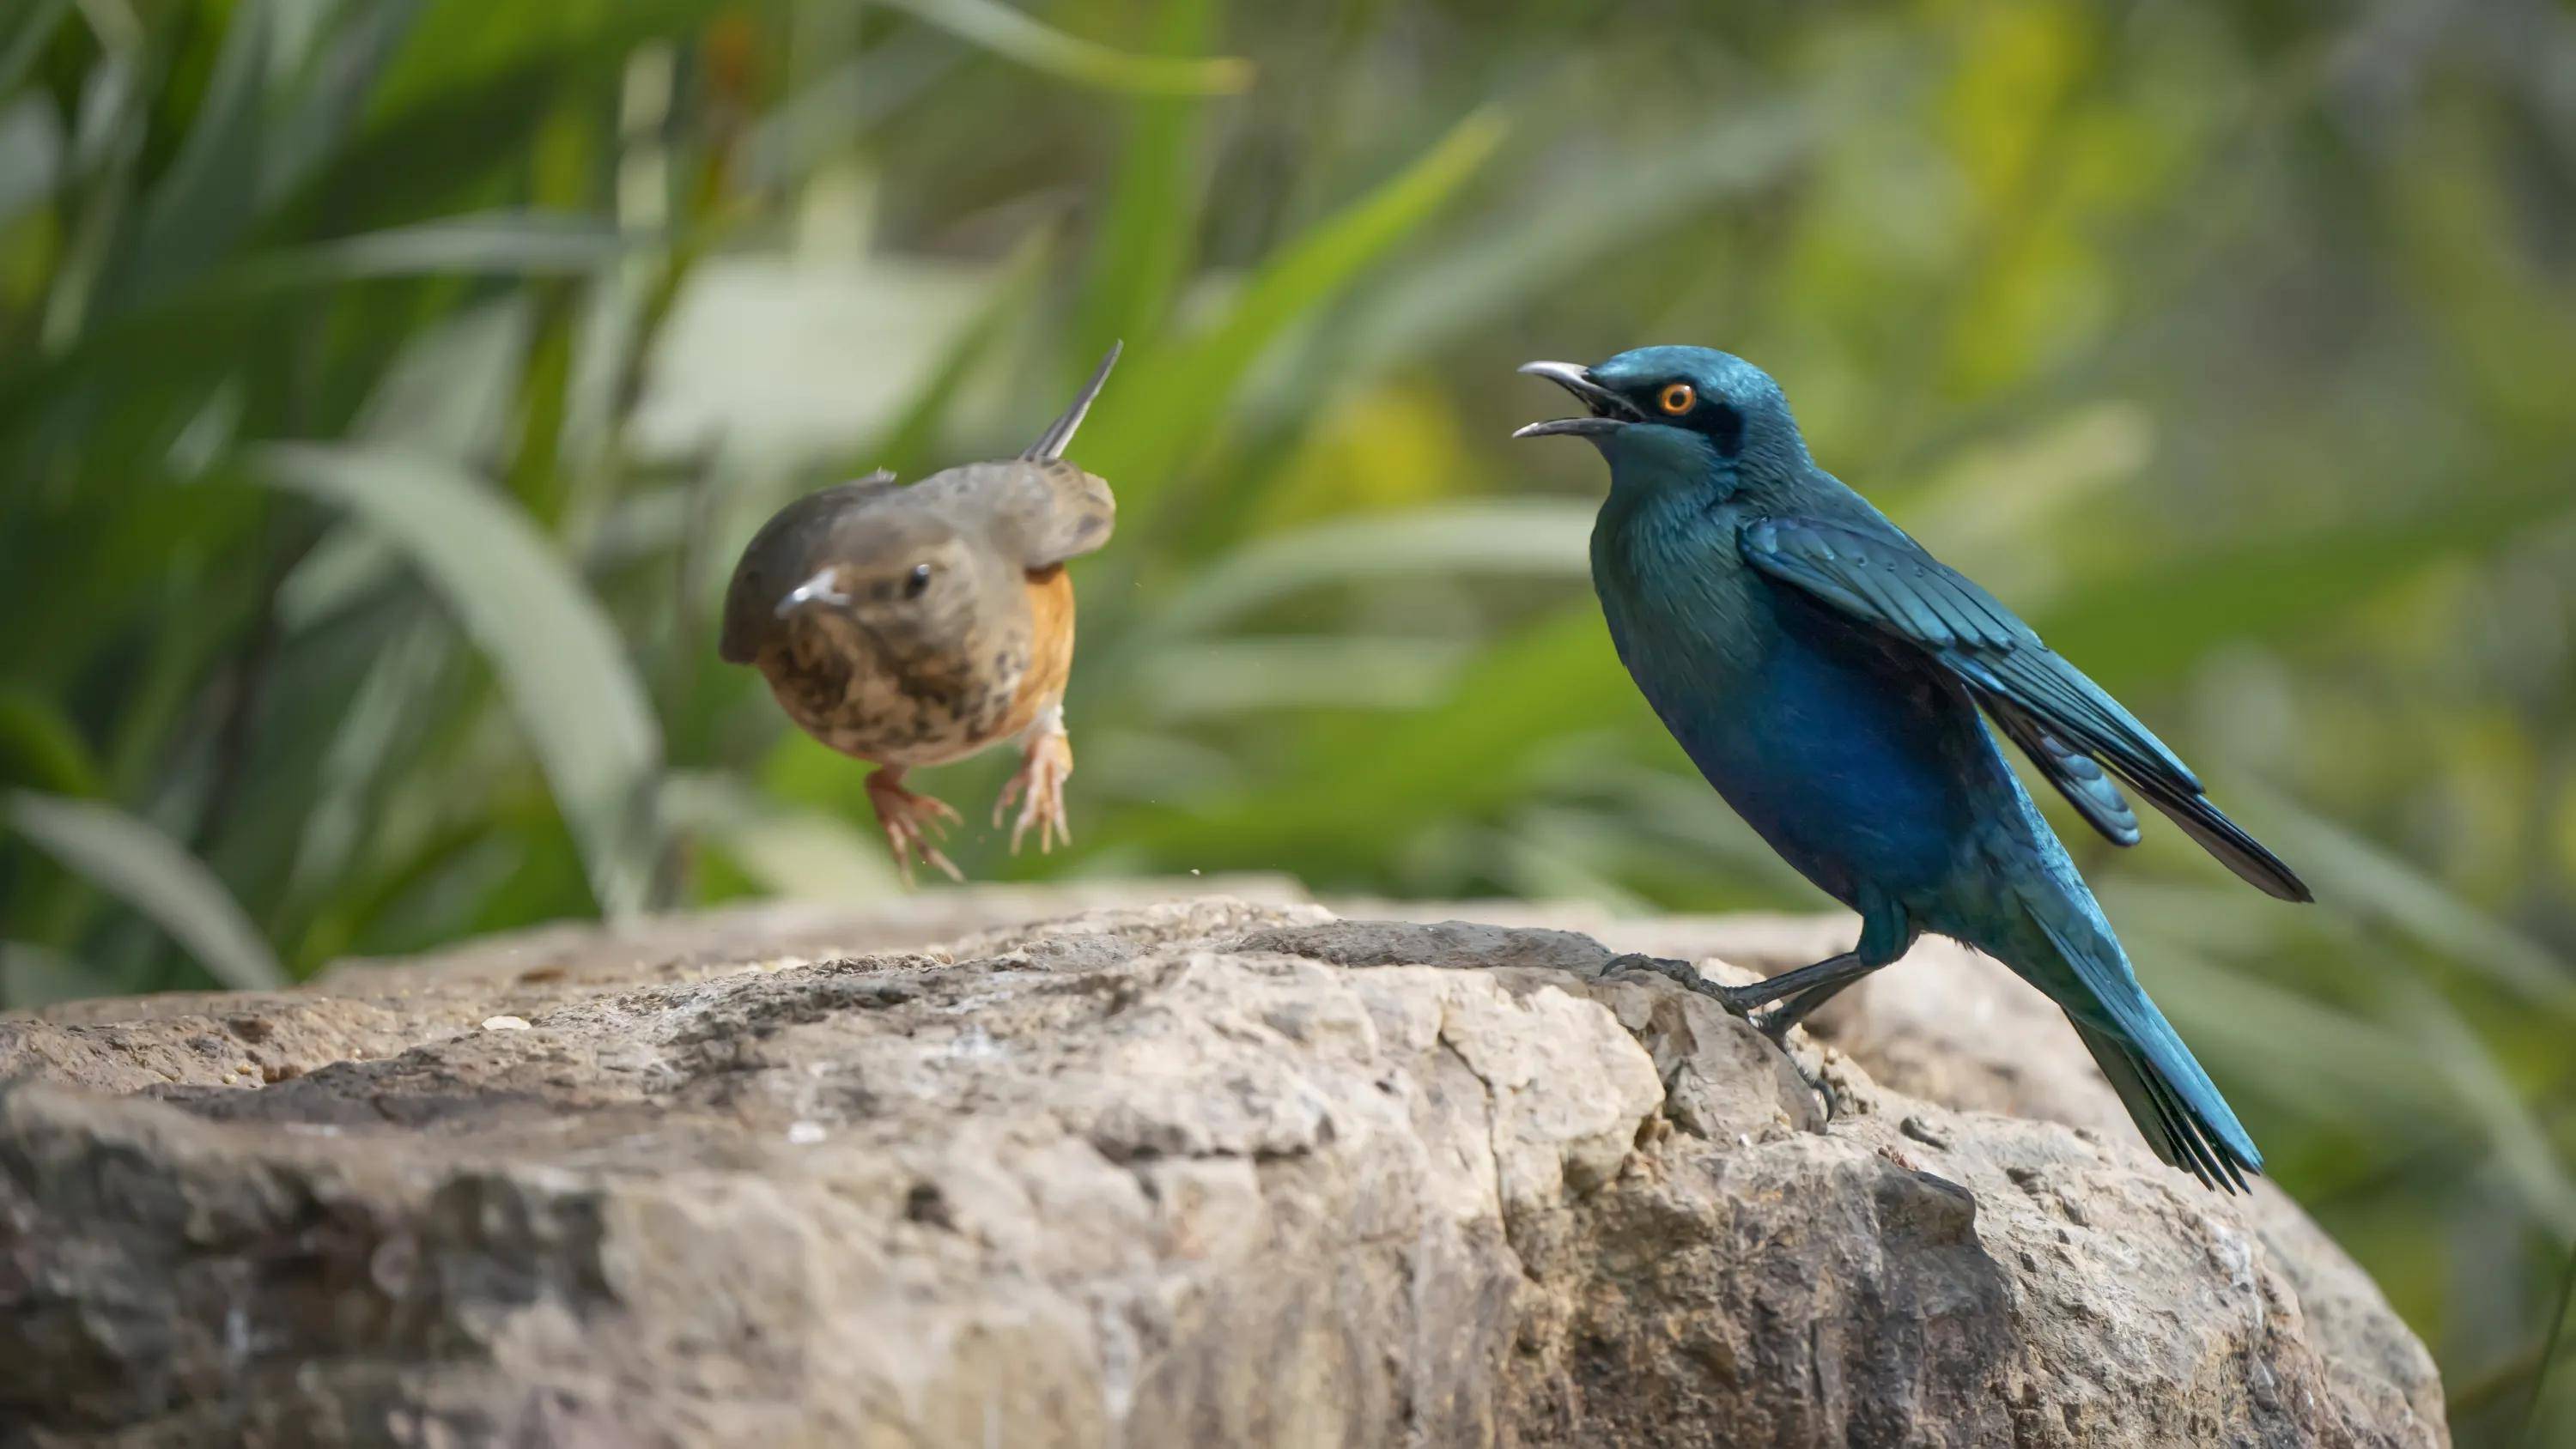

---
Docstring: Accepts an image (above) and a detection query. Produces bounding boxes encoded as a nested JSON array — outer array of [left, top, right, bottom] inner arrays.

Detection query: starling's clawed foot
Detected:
[[1603, 954, 1769, 1016], [1748, 994, 1841, 1121], [1607, 954, 1838, 1122], [1778, 1046, 1838, 1123], [1750, 1004, 1800, 1047], [867, 768, 964, 887]]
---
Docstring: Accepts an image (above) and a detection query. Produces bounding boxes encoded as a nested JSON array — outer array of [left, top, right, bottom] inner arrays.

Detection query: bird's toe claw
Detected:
[[1001, 733, 1073, 856], [869, 776, 965, 888], [1011, 787, 1067, 855], [1790, 1052, 1837, 1124], [882, 827, 965, 888]]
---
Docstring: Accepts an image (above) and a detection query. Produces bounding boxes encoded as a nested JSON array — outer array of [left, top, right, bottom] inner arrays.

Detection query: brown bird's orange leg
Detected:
[[993, 705, 1073, 854], [866, 766, 963, 886]]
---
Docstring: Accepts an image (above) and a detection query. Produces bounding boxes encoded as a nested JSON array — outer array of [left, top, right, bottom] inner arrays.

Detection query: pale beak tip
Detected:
[[775, 569, 850, 618]]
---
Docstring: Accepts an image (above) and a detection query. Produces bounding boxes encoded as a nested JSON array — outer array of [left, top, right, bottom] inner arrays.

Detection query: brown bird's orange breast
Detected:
[[998, 564, 1074, 738]]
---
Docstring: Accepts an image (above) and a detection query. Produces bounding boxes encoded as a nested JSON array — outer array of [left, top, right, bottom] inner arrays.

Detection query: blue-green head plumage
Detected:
[[1515, 345, 1811, 501]]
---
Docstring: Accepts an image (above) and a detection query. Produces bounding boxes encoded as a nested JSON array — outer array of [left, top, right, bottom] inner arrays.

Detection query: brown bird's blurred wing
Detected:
[[717, 470, 898, 664], [920, 458, 1115, 570]]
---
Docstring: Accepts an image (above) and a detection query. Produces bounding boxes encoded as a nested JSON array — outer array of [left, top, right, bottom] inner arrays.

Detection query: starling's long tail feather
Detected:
[[2073, 1024, 2250, 1191], [2020, 893, 2261, 1191], [1023, 342, 1122, 462]]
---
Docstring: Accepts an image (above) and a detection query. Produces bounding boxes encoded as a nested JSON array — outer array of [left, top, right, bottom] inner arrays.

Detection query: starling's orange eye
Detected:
[[1657, 383, 1695, 415]]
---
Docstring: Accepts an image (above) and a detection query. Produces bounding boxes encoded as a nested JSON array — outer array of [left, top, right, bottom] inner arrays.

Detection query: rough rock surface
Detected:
[[0, 887, 2445, 1447]]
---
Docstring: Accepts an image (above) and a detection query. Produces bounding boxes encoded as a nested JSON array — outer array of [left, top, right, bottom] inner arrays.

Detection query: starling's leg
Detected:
[[1753, 973, 1870, 1046], [866, 766, 963, 887], [1604, 950, 1873, 1018], [1614, 896, 1915, 1032], [994, 704, 1073, 854]]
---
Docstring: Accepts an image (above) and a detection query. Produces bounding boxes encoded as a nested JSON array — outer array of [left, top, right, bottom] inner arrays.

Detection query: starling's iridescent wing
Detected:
[[1985, 700, 2141, 846], [1741, 516, 2310, 902]]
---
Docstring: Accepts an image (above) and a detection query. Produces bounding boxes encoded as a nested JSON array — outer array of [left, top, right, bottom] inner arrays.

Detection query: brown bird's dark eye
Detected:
[[1658, 383, 1695, 415], [904, 563, 933, 598]]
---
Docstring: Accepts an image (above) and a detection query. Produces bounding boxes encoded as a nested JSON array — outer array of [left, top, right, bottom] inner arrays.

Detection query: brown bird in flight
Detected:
[[720, 345, 1121, 882]]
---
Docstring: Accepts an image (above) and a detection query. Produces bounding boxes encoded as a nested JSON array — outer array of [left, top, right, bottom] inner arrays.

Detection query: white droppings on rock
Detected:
[[942, 1024, 1002, 1061], [480, 1015, 530, 1032], [787, 1121, 826, 1145]]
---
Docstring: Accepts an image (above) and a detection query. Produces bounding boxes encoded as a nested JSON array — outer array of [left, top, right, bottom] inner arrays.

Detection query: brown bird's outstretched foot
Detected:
[[994, 710, 1073, 854], [867, 767, 963, 887]]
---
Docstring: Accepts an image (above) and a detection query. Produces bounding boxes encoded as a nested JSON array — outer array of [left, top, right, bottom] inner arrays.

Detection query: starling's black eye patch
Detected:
[[1707, 403, 1745, 458], [904, 563, 933, 598]]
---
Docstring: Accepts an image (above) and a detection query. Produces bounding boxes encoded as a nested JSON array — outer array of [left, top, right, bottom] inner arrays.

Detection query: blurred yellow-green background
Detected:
[[2, 1, 2572, 1440]]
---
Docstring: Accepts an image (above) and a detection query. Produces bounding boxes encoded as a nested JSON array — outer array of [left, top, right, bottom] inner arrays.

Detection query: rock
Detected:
[[0, 890, 2444, 1447]]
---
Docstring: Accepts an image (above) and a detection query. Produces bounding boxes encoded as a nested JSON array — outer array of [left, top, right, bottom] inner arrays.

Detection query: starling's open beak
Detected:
[[775, 567, 853, 619], [1513, 361, 1639, 439]]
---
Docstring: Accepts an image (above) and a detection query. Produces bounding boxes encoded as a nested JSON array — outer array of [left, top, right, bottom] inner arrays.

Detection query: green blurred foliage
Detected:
[[3, 0, 2573, 1439]]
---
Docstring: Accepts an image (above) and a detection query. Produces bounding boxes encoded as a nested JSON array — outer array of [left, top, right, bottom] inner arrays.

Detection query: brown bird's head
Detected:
[[718, 481, 1008, 673]]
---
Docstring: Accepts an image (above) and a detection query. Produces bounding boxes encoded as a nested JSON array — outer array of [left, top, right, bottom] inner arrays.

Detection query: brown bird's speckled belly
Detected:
[[757, 567, 1073, 768]]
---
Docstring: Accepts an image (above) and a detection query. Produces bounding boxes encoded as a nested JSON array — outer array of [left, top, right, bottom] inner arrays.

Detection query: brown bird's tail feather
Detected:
[[1023, 342, 1121, 462]]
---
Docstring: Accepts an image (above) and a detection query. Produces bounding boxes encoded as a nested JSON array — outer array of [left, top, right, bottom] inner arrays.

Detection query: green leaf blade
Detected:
[[5, 791, 287, 991], [253, 444, 665, 919]]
